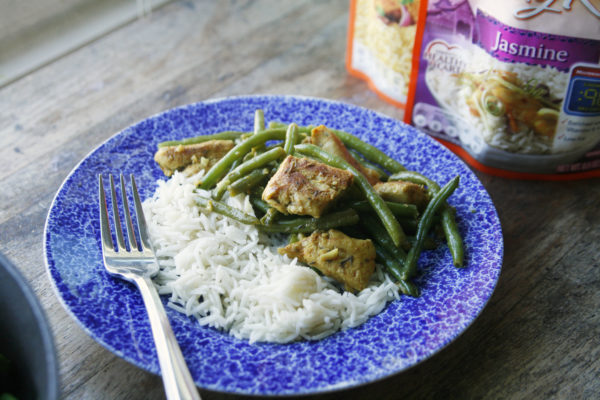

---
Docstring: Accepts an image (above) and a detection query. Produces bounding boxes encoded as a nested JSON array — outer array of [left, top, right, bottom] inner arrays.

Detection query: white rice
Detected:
[[143, 171, 400, 343]]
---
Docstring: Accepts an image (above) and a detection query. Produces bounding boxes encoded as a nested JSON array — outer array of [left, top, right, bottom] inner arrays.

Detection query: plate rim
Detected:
[[43, 94, 504, 395]]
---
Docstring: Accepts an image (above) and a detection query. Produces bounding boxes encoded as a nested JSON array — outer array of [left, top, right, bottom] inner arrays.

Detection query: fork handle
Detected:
[[134, 275, 201, 400]]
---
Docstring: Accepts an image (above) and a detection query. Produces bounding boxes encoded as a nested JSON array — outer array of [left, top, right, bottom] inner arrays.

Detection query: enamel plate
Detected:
[[44, 95, 503, 395]]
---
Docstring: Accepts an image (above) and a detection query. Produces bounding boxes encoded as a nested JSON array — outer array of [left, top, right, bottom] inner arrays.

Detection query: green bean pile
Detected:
[[158, 110, 464, 297]]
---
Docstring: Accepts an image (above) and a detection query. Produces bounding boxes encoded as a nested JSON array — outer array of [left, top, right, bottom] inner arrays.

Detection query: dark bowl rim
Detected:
[[0, 252, 60, 400]]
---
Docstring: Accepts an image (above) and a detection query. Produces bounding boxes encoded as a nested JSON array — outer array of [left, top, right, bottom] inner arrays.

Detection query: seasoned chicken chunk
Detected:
[[278, 229, 376, 291], [308, 125, 381, 185], [154, 140, 234, 176], [262, 155, 353, 218], [374, 180, 430, 210]]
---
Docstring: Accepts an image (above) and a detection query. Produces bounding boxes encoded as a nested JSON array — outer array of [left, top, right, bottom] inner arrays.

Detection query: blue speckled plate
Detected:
[[44, 95, 503, 396]]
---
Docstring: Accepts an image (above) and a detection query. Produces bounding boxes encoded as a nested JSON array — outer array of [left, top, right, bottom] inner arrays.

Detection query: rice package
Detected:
[[347, 0, 600, 178]]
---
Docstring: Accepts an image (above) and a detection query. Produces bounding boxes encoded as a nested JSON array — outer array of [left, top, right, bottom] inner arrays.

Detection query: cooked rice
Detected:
[[425, 45, 568, 155], [143, 171, 400, 343], [352, 0, 417, 101]]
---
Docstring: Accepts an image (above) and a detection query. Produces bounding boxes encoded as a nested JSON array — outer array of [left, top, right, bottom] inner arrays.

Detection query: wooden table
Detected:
[[1, 1, 598, 399]]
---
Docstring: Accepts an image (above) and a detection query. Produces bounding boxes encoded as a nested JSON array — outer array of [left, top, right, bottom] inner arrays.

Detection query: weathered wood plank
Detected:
[[1, 0, 598, 399]]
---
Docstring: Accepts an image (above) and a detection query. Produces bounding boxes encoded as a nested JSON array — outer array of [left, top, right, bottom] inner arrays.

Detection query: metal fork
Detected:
[[98, 174, 201, 400]]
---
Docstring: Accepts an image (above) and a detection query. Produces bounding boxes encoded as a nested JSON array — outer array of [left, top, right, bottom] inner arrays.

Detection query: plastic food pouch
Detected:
[[347, 0, 600, 179], [346, 0, 424, 107]]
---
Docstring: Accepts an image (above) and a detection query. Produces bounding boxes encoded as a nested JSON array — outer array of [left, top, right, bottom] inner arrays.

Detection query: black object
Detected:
[[0, 252, 60, 400]]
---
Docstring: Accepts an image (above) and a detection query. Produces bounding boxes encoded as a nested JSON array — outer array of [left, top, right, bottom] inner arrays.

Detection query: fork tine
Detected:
[[99, 177, 199, 399], [109, 174, 127, 251], [130, 174, 152, 250], [120, 174, 139, 251], [98, 175, 115, 250]]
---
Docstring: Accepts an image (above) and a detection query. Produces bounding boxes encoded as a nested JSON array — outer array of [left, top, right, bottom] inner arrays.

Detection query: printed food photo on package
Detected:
[[347, 0, 600, 179], [347, 0, 423, 107]]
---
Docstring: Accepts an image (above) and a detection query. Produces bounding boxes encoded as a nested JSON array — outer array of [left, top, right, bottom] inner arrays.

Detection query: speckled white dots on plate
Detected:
[[44, 95, 503, 396]]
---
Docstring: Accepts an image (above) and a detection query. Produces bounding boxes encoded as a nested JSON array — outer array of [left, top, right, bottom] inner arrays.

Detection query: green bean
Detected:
[[213, 147, 286, 199], [241, 143, 282, 164], [360, 220, 408, 278], [283, 123, 299, 155], [390, 170, 463, 267], [288, 233, 300, 244], [158, 131, 246, 148], [250, 110, 268, 154], [349, 200, 418, 219], [228, 168, 271, 196], [249, 196, 270, 215], [348, 148, 389, 180], [254, 109, 265, 134], [241, 148, 258, 162], [374, 245, 404, 280], [195, 196, 259, 225], [269, 121, 314, 135], [356, 212, 417, 244], [257, 209, 359, 234], [373, 245, 419, 297], [273, 123, 406, 173], [441, 207, 464, 267], [235, 146, 264, 169], [230, 156, 244, 170], [396, 278, 420, 297], [200, 128, 286, 190], [294, 143, 406, 247], [343, 183, 365, 202], [407, 235, 438, 250], [320, 128, 407, 173], [398, 218, 418, 234], [405, 176, 460, 278], [339, 224, 368, 240], [389, 170, 439, 190], [263, 142, 284, 152], [260, 207, 280, 225]]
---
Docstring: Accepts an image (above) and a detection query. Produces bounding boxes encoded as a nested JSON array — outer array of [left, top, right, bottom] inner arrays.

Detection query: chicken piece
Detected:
[[154, 140, 234, 176], [262, 155, 353, 218], [279, 229, 376, 292], [374, 180, 430, 210], [307, 125, 381, 185]]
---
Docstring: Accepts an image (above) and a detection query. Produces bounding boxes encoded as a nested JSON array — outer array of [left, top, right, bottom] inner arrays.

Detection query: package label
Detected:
[[347, 0, 600, 178]]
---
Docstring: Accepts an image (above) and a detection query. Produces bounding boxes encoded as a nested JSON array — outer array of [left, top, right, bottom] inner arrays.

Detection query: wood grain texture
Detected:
[[0, 1, 598, 399]]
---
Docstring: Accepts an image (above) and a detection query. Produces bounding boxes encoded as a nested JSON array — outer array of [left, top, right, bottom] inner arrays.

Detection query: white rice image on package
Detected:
[[425, 46, 568, 155]]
